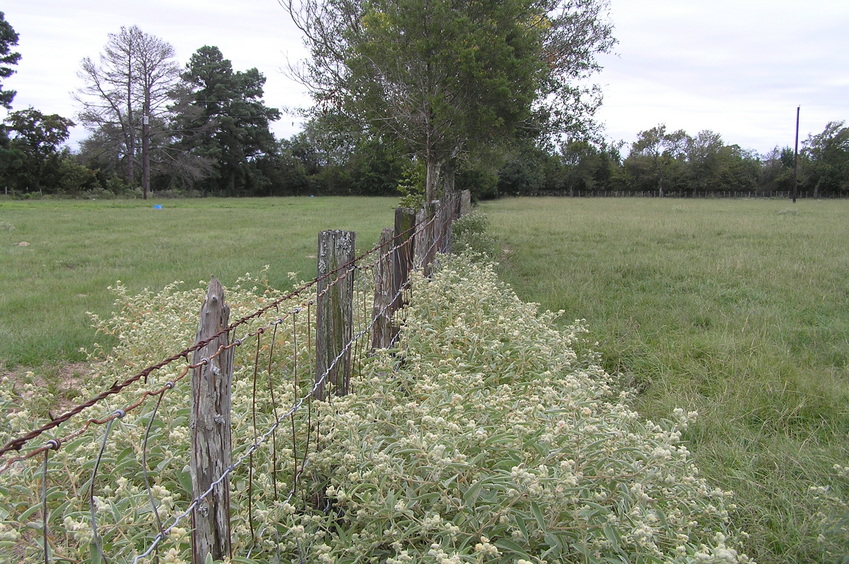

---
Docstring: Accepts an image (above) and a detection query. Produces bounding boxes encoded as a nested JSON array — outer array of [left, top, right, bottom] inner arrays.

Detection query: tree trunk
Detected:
[[425, 158, 441, 203], [126, 64, 135, 187], [142, 98, 150, 199]]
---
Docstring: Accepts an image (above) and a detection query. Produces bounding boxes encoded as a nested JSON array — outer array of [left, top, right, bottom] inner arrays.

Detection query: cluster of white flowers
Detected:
[[0, 254, 761, 563]]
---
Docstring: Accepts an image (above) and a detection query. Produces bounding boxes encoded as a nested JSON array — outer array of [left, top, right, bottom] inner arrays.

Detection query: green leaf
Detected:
[[602, 523, 621, 552], [514, 513, 529, 540], [463, 479, 485, 507], [493, 537, 531, 557], [531, 501, 546, 529]]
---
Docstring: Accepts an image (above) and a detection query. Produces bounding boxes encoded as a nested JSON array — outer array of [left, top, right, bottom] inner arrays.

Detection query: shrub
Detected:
[[286, 255, 750, 562], [451, 211, 497, 259], [0, 257, 752, 563]]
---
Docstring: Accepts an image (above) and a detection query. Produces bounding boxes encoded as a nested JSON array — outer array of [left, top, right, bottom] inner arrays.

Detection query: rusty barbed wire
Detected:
[[0, 213, 434, 461], [132, 259, 414, 562], [3, 202, 451, 564]]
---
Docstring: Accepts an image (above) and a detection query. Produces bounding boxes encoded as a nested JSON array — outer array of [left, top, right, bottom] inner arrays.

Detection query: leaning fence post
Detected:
[[190, 277, 232, 564], [316, 230, 356, 401], [371, 228, 396, 350]]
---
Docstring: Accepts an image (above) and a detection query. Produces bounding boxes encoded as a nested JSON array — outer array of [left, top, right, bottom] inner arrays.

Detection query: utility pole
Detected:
[[792, 106, 800, 204]]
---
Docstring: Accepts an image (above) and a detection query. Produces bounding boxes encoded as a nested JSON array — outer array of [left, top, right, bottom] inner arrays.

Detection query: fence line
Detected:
[[0, 204, 439, 466], [0, 192, 469, 563]]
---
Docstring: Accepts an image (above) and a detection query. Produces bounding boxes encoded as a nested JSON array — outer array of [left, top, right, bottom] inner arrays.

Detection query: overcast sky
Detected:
[[3, 0, 848, 156]]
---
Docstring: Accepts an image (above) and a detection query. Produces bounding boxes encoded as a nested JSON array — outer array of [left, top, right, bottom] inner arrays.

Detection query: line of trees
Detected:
[[1, 8, 847, 200], [272, 119, 848, 200], [1, 19, 287, 198]]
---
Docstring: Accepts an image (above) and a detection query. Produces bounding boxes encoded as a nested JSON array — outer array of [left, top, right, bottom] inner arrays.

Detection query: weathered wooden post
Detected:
[[414, 202, 438, 274], [460, 189, 472, 217], [371, 228, 396, 350], [392, 208, 416, 312], [413, 205, 429, 271], [316, 230, 355, 400], [190, 277, 232, 564], [438, 196, 453, 254]]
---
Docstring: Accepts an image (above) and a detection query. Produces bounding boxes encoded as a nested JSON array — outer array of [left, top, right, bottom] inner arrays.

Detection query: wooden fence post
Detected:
[[190, 277, 232, 564], [413, 206, 429, 271], [460, 189, 472, 217], [414, 202, 438, 274], [439, 194, 456, 254], [371, 228, 396, 350], [393, 207, 416, 311], [316, 230, 355, 401]]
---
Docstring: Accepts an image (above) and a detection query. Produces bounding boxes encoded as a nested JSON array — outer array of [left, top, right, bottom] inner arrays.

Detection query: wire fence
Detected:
[[0, 192, 470, 563]]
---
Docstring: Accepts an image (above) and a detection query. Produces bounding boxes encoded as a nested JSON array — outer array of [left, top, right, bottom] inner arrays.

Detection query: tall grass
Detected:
[[480, 197, 849, 563], [0, 197, 397, 368]]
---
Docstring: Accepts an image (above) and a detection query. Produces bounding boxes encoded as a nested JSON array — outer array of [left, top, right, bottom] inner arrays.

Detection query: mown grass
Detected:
[[0, 197, 397, 368], [480, 197, 849, 563]]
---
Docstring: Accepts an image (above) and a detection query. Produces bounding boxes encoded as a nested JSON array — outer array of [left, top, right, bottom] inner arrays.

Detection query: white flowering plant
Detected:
[[0, 255, 753, 563]]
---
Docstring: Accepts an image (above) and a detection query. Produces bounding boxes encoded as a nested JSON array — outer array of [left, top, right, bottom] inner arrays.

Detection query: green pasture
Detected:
[[0, 197, 397, 368], [1, 195, 847, 562], [480, 197, 849, 563]]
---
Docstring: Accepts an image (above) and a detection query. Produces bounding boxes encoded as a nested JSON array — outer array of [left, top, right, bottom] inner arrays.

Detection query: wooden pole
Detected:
[[793, 105, 800, 204], [190, 277, 232, 564], [460, 189, 471, 217], [316, 230, 355, 401], [392, 208, 416, 312], [371, 228, 396, 350], [413, 206, 429, 271]]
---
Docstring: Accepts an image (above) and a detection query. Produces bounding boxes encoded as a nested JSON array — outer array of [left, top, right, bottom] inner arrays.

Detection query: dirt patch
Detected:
[[1, 361, 93, 414]]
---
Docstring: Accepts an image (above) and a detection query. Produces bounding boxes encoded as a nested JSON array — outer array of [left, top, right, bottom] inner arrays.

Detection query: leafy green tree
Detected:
[[558, 139, 622, 195], [3, 107, 74, 193], [759, 146, 795, 195], [683, 130, 725, 195], [0, 11, 20, 109], [802, 121, 849, 197], [175, 46, 281, 194], [283, 0, 614, 201], [625, 125, 688, 196], [497, 141, 550, 196]]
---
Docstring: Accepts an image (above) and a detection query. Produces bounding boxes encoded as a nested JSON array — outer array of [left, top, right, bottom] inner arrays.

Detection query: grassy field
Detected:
[[2, 196, 847, 561], [0, 197, 398, 368], [480, 197, 849, 563]]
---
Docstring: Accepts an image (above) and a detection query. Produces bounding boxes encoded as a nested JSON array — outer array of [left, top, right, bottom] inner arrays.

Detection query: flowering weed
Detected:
[[0, 254, 755, 562]]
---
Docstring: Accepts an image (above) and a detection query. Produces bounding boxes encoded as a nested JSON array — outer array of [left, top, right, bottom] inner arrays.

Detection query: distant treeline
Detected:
[[3, 115, 847, 200], [1, 15, 846, 200]]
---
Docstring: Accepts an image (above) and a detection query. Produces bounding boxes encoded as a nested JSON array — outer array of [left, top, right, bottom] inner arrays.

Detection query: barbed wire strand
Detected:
[[0, 212, 434, 460], [0, 351, 216, 474], [132, 264, 415, 562], [11, 210, 437, 562], [6, 225, 424, 480]]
